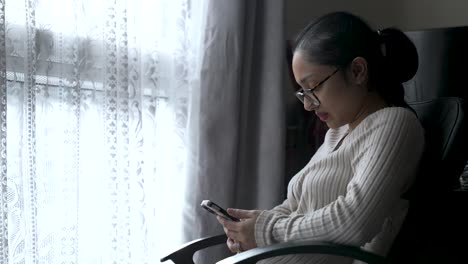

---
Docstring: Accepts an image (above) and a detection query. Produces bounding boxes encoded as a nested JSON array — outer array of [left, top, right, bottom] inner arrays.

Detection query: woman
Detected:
[[217, 11, 424, 263]]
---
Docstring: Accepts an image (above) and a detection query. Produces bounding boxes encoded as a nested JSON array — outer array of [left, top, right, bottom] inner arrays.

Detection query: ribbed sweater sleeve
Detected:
[[254, 108, 424, 248]]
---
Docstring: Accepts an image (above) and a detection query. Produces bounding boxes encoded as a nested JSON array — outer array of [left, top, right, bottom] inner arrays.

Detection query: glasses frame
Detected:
[[295, 68, 339, 107]]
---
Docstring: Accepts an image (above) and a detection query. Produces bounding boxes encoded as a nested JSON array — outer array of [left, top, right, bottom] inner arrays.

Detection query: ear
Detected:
[[349, 57, 368, 85]]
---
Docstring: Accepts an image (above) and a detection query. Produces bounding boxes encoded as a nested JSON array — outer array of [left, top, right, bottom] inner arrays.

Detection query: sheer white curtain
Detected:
[[0, 0, 206, 263]]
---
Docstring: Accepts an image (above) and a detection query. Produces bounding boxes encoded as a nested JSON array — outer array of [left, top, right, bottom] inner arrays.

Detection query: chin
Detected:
[[325, 120, 343, 129], [324, 122, 334, 129]]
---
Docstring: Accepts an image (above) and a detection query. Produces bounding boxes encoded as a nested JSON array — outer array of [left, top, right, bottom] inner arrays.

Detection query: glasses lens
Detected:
[[295, 91, 305, 103], [295, 91, 319, 106]]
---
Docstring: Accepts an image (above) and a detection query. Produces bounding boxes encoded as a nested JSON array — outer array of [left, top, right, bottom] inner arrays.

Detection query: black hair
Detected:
[[293, 12, 418, 109]]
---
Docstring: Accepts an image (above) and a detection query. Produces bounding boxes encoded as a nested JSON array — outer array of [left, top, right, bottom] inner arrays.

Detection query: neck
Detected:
[[348, 92, 388, 131]]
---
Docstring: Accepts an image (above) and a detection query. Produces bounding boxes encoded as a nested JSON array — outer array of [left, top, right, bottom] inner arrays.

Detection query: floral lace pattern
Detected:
[[0, 0, 205, 263], [0, 0, 8, 262]]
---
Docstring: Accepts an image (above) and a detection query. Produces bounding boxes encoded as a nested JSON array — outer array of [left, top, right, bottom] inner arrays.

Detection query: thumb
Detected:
[[227, 208, 253, 219]]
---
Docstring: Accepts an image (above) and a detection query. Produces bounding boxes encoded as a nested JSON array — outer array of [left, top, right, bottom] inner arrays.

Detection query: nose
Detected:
[[303, 97, 317, 111]]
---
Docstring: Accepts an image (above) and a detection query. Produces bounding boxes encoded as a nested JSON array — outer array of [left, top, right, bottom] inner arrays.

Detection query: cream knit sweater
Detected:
[[254, 107, 424, 264]]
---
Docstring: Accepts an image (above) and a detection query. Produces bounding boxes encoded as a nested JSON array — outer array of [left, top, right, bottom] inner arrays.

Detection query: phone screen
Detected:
[[201, 200, 240, 222]]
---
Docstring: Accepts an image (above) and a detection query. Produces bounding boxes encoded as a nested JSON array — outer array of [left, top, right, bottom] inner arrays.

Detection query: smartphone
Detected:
[[200, 200, 240, 222]]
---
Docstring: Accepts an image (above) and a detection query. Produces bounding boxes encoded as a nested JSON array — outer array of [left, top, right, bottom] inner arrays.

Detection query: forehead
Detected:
[[292, 51, 312, 69], [292, 51, 332, 83]]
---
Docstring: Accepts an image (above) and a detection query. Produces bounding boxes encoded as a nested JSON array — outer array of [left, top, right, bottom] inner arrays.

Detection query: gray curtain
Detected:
[[182, 0, 286, 262]]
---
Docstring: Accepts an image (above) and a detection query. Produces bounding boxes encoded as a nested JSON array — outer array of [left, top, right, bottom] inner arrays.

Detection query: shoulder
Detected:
[[347, 107, 425, 153], [356, 107, 423, 136], [348, 107, 425, 166], [366, 106, 419, 125]]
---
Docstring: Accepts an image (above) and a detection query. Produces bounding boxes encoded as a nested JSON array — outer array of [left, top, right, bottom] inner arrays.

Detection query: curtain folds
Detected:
[[182, 0, 286, 263], [0, 0, 286, 263]]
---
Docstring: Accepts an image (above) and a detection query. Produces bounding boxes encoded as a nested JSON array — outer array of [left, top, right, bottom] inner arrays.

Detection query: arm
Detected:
[[218, 145, 327, 253], [268, 199, 295, 215], [255, 109, 424, 247]]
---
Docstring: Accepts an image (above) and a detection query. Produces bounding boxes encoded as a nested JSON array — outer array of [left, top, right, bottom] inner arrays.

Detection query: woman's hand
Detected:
[[226, 237, 240, 253], [217, 209, 261, 253]]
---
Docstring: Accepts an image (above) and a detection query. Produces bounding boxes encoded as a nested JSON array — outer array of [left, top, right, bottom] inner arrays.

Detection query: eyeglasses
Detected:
[[295, 68, 339, 107]]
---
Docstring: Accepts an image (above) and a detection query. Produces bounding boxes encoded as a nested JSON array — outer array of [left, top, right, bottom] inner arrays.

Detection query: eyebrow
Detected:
[[298, 73, 315, 85]]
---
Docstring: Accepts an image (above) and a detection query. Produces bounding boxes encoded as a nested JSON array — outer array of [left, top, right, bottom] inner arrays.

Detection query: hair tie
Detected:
[[376, 29, 387, 57]]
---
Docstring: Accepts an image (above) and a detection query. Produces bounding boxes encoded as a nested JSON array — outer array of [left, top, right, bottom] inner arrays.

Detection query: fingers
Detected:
[[227, 208, 252, 218], [227, 238, 244, 254], [227, 208, 262, 220], [217, 216, 239, 231], [226, 238, 239, 254], [223, 226, 238, 239], [217, 209, 260, 253], [217, 216, 239, 239]]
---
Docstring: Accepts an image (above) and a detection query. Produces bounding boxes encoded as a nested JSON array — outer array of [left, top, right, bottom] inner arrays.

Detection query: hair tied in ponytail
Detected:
[[376, 29, 387, 57]]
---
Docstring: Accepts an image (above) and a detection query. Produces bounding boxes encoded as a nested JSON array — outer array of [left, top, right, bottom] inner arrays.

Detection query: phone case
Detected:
[[201, 200, 240, 222]]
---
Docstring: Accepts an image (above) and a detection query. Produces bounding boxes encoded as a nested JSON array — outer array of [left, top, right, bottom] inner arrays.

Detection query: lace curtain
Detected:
[[0, 0, 206, 263]]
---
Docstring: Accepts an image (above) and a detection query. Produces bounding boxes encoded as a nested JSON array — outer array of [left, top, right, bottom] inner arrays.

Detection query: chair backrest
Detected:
[[410, 97, 467, 193], [388, 97, 468, 263]]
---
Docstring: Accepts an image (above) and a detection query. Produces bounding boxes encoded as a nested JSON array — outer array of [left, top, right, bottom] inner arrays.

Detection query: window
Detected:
[[2, 0, 205, 262]]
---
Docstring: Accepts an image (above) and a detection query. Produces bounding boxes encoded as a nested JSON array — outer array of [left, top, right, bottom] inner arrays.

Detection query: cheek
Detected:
[[323, 86, 363, 123]]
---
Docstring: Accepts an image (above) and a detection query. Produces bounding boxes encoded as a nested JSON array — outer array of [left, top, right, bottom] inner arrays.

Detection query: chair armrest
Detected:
[[160, 234, 227, 264], [216, 241, 390, 264]]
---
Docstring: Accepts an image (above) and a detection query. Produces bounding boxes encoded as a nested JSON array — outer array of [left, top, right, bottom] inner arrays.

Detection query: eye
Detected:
[[306, 80, 319, 90], [301, 88, 314, 97]]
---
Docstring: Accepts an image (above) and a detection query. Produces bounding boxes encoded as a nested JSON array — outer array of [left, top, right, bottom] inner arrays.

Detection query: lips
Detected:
[[316, 112, 329, 121]]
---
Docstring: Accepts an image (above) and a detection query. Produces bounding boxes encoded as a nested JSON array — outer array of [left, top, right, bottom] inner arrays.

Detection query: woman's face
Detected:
[[292, 51, 370, 129]]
